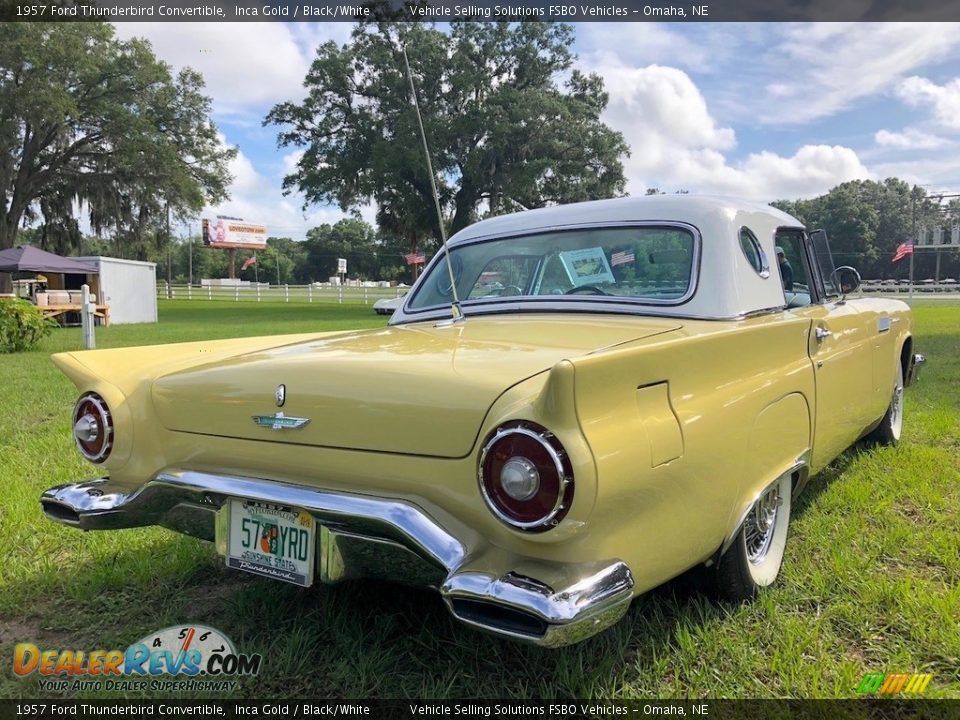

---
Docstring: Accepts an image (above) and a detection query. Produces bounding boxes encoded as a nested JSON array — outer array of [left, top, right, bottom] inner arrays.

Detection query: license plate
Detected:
[[226, 499, 315, 587]]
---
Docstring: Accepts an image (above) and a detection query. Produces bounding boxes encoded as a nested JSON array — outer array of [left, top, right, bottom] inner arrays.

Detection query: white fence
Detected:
[[862, 280, 959, 294], [158, 283, 406, 304], [158, 281, 959, 304]]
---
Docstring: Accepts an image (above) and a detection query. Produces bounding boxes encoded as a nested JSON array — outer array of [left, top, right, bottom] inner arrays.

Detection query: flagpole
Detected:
[[908, 245, 914, 301]]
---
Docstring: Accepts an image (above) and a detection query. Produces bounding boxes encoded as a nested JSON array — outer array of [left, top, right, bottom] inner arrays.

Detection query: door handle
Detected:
[[815, 326, 832, 342]]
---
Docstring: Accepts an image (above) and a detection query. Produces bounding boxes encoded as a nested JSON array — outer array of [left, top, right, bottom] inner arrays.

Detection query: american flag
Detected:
[[241, 254, 257, 271], [891, 243, 913, 263], [404, 252, 426, 266], [610, 250, 635, 267]]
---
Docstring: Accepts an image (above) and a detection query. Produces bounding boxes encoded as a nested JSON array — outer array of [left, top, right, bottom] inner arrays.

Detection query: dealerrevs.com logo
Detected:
[[14, 624, 261, 693]]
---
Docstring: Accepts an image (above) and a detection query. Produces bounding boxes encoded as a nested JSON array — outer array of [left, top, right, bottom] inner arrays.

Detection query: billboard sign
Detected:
[[337, 258, 347, 274], [203, 218, 268, 250]]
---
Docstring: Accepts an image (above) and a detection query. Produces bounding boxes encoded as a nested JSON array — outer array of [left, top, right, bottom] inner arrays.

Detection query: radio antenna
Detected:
[[401, 42, 464, 323]]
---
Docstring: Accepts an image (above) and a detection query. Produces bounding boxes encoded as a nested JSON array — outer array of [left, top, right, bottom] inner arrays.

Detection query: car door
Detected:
[[777, 229, 874, 471]]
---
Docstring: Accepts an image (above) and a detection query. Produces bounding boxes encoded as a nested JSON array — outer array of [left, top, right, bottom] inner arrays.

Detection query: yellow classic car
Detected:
[[41, 195, 924, 647]]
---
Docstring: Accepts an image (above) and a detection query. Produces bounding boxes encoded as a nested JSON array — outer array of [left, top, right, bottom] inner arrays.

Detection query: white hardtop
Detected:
[[397, 195, 807, 322]]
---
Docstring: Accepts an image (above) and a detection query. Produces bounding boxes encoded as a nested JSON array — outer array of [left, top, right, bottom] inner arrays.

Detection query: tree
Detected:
[[304, 219, 381, 281], [772, 179, 948, 280], [0, 23, 236, 290], [266, 22, 627, 252]]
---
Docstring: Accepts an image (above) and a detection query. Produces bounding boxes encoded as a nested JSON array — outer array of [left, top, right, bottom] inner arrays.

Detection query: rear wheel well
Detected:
[[900, 336, 913, 377]]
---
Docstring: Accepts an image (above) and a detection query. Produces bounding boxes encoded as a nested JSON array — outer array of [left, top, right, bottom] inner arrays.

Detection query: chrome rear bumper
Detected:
[[41, 471, 633, 647]]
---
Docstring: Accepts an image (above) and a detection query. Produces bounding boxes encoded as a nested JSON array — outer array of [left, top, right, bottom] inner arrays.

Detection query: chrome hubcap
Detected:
[[745, 484, 780, 564]]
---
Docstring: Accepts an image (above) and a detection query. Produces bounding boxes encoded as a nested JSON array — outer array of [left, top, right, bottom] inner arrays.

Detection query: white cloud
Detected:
[[577, 24, 728, 73], [587, 59, 869, 199], [874, 128, 951, 150], [281, 149, 305, 177], [113, 22, 342, 114], [896, 76, 960, 129], [199, 144, 361, 241], [754, 23, 960, 123], [599, 62, 735, 152], [111, 23, 369, 239]]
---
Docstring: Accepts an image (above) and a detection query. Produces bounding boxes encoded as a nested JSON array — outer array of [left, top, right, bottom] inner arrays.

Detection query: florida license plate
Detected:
[[226, 499, 315, 587]]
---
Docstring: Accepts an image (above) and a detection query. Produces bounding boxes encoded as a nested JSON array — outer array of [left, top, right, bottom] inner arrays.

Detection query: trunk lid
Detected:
[[151, 316, 681, 458]]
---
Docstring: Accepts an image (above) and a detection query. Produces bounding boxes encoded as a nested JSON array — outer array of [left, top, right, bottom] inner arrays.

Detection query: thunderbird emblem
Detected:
[[276, 384, 286, 407], [252, 412, 310, 431]]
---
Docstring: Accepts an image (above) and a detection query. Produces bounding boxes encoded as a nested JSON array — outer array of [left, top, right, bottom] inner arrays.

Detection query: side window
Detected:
[[775, 230, 814, 308], [739, 228, 769, 277]]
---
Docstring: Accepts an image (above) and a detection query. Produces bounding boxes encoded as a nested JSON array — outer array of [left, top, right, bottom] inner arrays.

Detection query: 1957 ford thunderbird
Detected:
[[41, 195, 925, 647]]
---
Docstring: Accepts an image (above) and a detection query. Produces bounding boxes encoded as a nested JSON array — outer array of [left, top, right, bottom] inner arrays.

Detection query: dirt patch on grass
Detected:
[[0, 613, 79, 650], [896, 499, 927, 524], [180, 574, 254, 620]]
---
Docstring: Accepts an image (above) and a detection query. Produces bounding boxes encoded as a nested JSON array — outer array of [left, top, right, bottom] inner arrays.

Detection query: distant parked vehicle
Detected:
[[373, 295, 406, 315]]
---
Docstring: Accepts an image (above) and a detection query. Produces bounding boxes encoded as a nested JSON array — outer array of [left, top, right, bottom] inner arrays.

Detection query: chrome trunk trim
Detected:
[[41, 470, 633, 647]]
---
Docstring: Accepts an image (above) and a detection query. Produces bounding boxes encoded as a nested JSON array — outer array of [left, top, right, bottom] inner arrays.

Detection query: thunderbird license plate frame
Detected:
[[224, 499, 315, 587]]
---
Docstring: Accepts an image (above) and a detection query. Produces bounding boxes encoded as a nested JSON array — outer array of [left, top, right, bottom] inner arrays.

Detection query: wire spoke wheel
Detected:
[[744, 484, 780, 564], [716, 471, 793, 600]]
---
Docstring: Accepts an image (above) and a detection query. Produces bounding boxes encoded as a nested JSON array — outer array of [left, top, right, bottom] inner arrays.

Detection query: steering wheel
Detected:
[[565, 285, 608, 296], [500, 285, 523, 297]]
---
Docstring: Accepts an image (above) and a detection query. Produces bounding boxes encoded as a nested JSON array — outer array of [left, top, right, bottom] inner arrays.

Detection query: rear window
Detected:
[[408, 226, 697, 311]]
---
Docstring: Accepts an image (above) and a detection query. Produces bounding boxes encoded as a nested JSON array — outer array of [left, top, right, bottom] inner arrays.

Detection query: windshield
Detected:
[[408, 225, 697, 312]]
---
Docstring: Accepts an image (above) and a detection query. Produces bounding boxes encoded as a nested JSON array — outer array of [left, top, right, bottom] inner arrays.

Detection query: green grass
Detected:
[[1, 300, 958, 699]]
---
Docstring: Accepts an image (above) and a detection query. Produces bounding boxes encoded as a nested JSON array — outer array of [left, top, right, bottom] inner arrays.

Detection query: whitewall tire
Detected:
[[716, 472, 792, 600], [867, 360, 904, 447]]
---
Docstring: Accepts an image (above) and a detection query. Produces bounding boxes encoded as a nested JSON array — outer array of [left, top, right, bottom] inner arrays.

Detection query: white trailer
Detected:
[[75, 256, 158, 325]]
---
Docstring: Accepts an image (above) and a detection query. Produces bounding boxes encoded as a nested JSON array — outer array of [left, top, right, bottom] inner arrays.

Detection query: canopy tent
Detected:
[[0, 246, 98, 275]]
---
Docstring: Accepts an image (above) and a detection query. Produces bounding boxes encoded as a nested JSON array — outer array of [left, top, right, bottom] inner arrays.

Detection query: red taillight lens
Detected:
[[72, 393, 113, 464], [479, 422, 574, 532]]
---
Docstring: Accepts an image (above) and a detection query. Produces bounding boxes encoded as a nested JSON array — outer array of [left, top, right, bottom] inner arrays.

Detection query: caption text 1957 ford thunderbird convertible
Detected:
[[41, 195, 925, 647]]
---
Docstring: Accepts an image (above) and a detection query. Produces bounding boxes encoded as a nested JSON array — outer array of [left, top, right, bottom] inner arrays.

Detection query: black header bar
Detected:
[[3, 0, 960, 22]]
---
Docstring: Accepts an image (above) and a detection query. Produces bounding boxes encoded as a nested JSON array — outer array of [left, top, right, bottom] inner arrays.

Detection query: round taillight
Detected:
[[72, 393, 113, 464], [478, 422, 574, 532]]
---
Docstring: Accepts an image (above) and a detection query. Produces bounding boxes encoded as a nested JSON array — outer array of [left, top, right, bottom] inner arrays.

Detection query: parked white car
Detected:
[[373, 294, 406, 315]]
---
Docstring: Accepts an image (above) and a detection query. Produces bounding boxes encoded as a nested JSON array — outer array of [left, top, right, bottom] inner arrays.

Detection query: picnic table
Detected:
[[41, 303, 111, 326]]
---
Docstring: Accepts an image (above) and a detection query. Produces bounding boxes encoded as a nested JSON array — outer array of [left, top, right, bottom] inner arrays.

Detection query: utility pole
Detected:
[[909, 191, 916, 300], [166, 202, 172, 299], [188, 222, 193, 287]]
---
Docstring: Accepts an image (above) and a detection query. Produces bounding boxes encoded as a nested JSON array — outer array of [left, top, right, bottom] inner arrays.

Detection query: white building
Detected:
[[75, 256, 158, 325]]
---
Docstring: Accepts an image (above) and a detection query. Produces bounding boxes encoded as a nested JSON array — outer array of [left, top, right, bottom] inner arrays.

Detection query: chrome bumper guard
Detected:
[[906, 353, 926, 386], [40, 471, 634, 647]]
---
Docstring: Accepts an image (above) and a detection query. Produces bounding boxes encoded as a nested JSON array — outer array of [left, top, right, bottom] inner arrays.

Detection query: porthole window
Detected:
[[740, 228, 770, 279]]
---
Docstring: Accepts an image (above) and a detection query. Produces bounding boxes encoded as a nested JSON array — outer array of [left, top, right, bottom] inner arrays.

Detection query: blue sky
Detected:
[[114, 22, 960, 240]]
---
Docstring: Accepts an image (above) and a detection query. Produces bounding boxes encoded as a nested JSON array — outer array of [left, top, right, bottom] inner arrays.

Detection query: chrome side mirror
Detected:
[[831, 266, 861, 299]]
